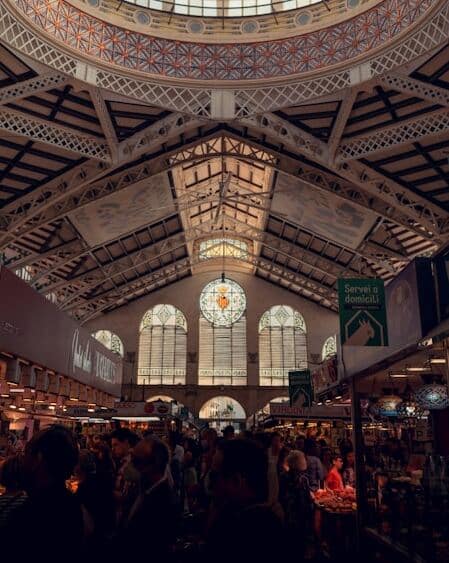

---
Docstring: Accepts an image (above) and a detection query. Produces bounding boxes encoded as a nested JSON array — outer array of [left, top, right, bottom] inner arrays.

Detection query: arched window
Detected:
[[259, 305, 307, 386], [92, 330, 124, 357], [199, 396, 246, 420], [198, 277, 247, 385], [137, 304, 187, 385], [322, 335, 337, 362], [199, 238, 248, 261]]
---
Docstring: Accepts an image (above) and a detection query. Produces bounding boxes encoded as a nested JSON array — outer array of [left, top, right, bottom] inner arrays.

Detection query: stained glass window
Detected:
[[93, 330, 124, 357], [137, 304, 187, 385], [199, 278, 247, 385], [199, 277, 246, 327], [199, 238, 248, 261], [259, 305, 307, 386], [322, 335, 337, 361]]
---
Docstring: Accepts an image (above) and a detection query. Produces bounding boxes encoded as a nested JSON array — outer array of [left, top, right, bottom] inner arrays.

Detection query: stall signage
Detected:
[[70, 329, 118, 384], [114, 401, 172, 417], [65, 406, 118, 417], [288, 370, 313, 407], [0, 268, 122, 396], [269, 403, 351, 419], [338, 278, 388, 346]]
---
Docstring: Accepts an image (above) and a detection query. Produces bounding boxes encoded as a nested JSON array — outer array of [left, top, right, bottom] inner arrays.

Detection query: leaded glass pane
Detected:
[[199, 277, 246, 327], [322, 335, 337, 361], [258, 305, 306, 332], [119, 0, 317, 17], [92, 330, 124, 357], [138, 305, 187, 384], [199, 278, 247, 385], [259, 305, 307, 386], [199, 238, 248, 261]]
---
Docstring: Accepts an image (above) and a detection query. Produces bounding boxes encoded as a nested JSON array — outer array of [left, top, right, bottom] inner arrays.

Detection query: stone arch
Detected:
[[199, 396, 246, 420], [146, 394, 176, 403]]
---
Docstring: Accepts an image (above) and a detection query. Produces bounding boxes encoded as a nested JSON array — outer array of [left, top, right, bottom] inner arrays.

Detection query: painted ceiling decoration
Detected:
[[0, 0, 448, 323], [11, 0, 436, 81]]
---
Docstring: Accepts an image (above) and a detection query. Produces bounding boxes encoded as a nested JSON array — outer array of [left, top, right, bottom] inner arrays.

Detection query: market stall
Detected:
[[345, 258, 449, 562], [0, 269, 123, 453]]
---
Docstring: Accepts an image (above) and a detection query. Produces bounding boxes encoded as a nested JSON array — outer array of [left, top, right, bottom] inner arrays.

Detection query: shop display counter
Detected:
[[312, 489, 356, 558]]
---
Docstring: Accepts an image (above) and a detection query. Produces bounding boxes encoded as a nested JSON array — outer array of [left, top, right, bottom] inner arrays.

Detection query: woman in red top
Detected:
[[325, 455, 344, 491]]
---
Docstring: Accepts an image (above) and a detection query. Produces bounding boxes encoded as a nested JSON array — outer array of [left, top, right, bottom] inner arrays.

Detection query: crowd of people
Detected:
[[0, 424, 356, 562]]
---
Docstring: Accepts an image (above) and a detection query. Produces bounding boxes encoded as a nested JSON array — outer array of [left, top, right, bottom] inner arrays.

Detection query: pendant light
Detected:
[[396, 384, 423, 419], [416, 382, 449, 410]]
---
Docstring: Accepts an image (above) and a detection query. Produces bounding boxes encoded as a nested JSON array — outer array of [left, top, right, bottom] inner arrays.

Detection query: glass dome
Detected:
[[122, 0, 319, 17]]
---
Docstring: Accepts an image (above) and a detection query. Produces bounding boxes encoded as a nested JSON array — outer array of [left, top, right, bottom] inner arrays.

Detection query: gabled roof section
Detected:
[[0, 30, 448, 322]]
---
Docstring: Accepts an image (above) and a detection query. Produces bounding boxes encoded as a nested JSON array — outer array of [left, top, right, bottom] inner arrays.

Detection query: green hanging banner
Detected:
[[288, 370, 313, 407], [338, 278, 388, 346]]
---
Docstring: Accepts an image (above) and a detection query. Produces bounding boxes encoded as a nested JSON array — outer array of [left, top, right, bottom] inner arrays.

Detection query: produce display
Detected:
[[313, 488, 357, 513]]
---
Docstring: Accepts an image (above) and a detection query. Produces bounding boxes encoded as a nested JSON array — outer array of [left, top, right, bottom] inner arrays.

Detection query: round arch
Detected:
[[92, 329, 124, 357], [322, 335, 337, 361], [259, 305, 307, 386], [199, 396, 246, 420], [146, 395, 176, 403], [137, 304, 187, 385]]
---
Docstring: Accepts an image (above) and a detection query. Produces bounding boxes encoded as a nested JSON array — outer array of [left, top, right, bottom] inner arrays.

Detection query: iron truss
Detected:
[[1, 25, 449, 319], [1, 0, 449, 117]]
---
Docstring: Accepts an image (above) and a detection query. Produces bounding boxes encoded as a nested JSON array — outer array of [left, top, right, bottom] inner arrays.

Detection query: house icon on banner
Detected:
[[344, 310, 386, 346]]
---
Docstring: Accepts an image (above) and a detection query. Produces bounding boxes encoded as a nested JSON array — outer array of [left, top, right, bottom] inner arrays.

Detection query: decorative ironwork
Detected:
[[11, 0, 435, 81], [199, 277, 246, 327]]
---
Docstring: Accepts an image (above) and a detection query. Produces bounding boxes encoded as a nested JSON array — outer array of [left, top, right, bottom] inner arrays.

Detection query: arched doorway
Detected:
[[199, 396, 246, 433]]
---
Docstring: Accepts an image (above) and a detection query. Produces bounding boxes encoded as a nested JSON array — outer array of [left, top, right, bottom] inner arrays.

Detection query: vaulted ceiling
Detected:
[[2, 37, 449, 323]]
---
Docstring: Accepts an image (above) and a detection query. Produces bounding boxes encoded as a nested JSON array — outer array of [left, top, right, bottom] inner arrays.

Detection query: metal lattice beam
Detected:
[[338, 109, 449, 162], [72, 247, 338, 323], [88, 86, 119, 162], [0, 72, 67, 105], [52, 233, 187, 306], [73, 257, 192, 323], [5, 131, 430, 276], [8, 239, 84, 270], [0, 107, 111, 161], [378, 73, 449, 108], [0, 113, 204, 249], [328, 89, 358, 162], [239, 114, 448, 238]]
